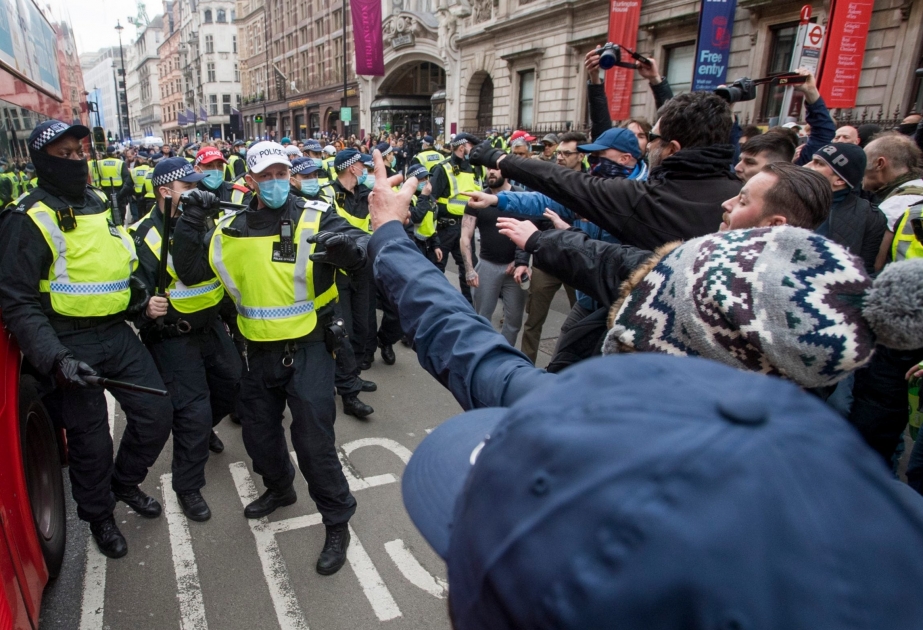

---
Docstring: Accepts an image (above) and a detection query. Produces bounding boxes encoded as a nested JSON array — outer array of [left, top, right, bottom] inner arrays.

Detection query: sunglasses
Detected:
[[647, 131, 663, 144]]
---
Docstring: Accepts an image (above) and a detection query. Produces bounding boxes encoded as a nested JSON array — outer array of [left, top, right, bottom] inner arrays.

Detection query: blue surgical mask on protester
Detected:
[[257, 177, 289, 208], [301, 178, 320, 196], [201, 169, 224, 190]]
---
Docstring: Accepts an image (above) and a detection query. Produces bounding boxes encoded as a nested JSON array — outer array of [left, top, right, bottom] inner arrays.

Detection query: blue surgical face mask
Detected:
[[356, 170, 368, 187], [312, 158, 324, 169], [416, 181, 426, 193], [363, 174, 376, 189], [238, 149, 247, 156], [390, 156, 396, 168], [257, 177, 290, 208], [201, 169, 224, 190], [301, 178, 320, 196]]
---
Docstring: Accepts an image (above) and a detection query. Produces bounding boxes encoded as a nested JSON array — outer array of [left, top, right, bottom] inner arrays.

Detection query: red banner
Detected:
[[350, 0, 385, 76], [816, 0, 873, 108], [604, 0, 642, 121]]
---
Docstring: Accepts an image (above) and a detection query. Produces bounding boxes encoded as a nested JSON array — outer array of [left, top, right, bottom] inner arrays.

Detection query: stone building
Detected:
[[235, 0, 360, 140], [126, 15, 165, 139], [364, 0, 922, 137], [80, 47, 128, 141], [158, 0, 243, 143]]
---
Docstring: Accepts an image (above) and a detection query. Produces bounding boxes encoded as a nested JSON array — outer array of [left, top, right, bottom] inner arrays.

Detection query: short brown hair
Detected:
[[760, 162, 831, 230], [558, 131, 587, 144], [867, 131, 923, 172], [656, 92, 732, 149], [740, 131, 796, 163], [620, 117, 652, 134]]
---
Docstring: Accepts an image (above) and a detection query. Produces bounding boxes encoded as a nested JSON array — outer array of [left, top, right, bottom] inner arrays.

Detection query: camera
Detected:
[[594, 43, 651, 71], [714, 77, 757, 103], [916, 68, 923, 78]]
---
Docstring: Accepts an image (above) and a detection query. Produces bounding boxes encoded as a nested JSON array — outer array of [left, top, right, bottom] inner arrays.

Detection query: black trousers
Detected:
[[414, 238, 441, 266], [51, 321, 173, 522], [333, 273, 363, 396], [376, 287, 403, 347], [146, 318, 241, 492], [237, 340, 356, 526], [435, 221, 476, 304], [848, 345, 923, 467]]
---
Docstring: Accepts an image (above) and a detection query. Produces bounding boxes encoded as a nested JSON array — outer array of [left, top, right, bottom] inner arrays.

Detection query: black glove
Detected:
[[308, 232, 363, 270], [467, 142, 505, 169], [178, 190, 220, 229], [53, 351, 97, 389], [126, 275, 152, 318]]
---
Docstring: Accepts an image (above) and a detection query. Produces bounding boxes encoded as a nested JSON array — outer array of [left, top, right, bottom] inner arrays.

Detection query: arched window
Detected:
[[203, 9, 212, 23], [216, 9, 226, 22], [477, 76, 494, 129]]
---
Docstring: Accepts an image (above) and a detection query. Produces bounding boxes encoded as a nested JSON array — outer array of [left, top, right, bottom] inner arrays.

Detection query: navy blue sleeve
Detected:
[[369, 220, 553, 409], [796, 97, 836, 166]]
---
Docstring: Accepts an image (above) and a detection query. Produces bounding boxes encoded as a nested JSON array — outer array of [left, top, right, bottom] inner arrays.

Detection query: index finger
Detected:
[[387, 173, 404, 188], [372, 149, 388, 182]]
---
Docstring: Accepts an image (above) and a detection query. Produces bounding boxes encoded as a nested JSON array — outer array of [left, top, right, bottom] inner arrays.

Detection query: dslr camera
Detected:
[[594, 43, 652, 71], [714, 78, 757, 104]]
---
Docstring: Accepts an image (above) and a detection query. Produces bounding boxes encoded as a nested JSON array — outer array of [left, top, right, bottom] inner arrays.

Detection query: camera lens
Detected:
[[598, 49, 618, 70]]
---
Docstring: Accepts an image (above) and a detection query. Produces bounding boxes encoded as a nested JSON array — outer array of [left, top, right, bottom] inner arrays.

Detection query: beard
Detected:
[[487, 175, 506, 189]]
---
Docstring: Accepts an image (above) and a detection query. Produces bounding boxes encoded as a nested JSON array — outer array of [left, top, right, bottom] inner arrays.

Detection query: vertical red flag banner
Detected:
[[350, 0, 385, 76], [604, 0, 643, 121], [816, 0, 874, 108]]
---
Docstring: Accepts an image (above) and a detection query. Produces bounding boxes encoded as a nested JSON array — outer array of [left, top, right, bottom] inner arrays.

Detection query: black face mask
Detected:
[[30, 149, 88, 200]]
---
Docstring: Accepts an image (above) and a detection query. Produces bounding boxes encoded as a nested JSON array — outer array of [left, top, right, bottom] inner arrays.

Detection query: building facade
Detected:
[[158, 0, 243, 143], [235, 0, 360, 141], [80, 47, 128, 142], [127, 15, 165, 139], [359, 0, 922, 138]]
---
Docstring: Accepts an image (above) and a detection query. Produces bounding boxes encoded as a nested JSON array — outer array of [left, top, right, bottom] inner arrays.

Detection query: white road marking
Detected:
[[105, 391, 116, 441], [268, 513, 322, 535], [161, 473, 209, 630], [341, 438, 414, 465], [79, 537, 108, 630], [384, 539, 448, 599], [290, 451, 396, 492], [347, 526, 402, 621], [229, 461, 309, 630]]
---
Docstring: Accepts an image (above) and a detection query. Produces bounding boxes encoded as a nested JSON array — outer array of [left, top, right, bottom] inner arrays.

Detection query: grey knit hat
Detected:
[[602, 227, 923, 388]]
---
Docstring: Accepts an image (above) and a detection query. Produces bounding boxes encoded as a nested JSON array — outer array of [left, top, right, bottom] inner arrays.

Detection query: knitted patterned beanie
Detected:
[[602, 226, 923, 388]]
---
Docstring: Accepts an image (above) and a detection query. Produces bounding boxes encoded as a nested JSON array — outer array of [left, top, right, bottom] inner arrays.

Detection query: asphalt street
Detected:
[[38, 264, 572, 630]]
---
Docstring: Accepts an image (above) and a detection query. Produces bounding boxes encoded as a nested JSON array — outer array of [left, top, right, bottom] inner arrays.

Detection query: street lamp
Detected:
[[114, 20, 129, 142]]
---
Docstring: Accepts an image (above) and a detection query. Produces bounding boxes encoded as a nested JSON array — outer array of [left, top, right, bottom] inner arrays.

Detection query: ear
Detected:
[[761, 215, 788, 227], [667, 139, 682, 156]]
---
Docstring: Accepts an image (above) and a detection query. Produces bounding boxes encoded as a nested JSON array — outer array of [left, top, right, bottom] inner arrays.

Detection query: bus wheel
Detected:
[[19, 375, 66, 578]]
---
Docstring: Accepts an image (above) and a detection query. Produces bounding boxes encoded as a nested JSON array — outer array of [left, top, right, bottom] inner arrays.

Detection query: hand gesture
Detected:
[[368, 149, 417, 230], [460, 190, 499, 209], [636, 57, 663, 85], [543, 208, 570, 230], [497, 216, 540, 249], [792, 68, 820, 104], [585, 48, 602, 85]]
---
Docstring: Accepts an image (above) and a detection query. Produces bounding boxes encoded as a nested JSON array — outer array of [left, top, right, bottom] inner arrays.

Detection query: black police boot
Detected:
[[380, 343, 396, 366], [90, 516, 128, 559], [316, 524, 351, 575], [342, 394, 373, 418], [400, 335, 412, 348], [358, 354, 374, 371], [360, 379, 377, 393], [244, 486, 297, 519], [229, 413, 241, 425], [113, 483, 162, 518], [209, 430, 224, 454], [177, 490, 212, 522]]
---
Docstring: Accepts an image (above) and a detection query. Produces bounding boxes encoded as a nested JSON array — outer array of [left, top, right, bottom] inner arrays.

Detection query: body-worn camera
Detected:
[[594, 43, 652, 71], [714, 73, 808, 103]]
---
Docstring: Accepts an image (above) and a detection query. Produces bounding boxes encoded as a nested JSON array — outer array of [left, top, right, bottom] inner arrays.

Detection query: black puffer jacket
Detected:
[[820, 190, 887, 275], [498, 146, 741, 250]]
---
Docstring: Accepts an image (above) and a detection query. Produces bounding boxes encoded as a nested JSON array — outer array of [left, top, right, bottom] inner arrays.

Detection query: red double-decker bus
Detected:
[[0, 2, 88, 629]]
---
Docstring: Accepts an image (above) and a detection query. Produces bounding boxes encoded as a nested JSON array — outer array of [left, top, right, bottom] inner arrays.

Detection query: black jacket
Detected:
[[819, 190, 886, 274], [498, 146, 741, 250], [587, 80, 674, 140], [525, 228, 653, 308]]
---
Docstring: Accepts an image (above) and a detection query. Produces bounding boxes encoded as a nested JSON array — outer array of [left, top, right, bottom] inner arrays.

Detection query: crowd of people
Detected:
[[2, 45, 923, 627]]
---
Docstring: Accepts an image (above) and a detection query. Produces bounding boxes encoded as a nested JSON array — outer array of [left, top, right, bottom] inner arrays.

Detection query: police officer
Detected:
[[182, 142, 199, 163], [0, 120, 173, 558], [412, 135, 443, 173], [377, 142, 398, 177], [0, 158, 18, 206], [225, 140, 247, 181], [171, 141, 361, 575], [130, 152, 154, 223], [406, 163, 442, 264], [291, 157, 376, 413], [92, 145, 134, 223], [330, 150, 378, 409], [21, 162, 37, 192], [129, 158, 242, 521], [429, 132, 484, 304], [322, 145, 337, 180], [194, 146, 251, 206], [302, 140, 330, 187]]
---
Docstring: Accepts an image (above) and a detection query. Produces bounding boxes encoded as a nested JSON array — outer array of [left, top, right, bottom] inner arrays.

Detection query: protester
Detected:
[[735, 132, 796, 182], [834, 125, 861, 144]]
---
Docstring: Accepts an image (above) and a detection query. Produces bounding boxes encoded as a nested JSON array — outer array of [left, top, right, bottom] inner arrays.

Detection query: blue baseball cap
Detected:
[[406, 164, 430, 180], [402, 353, 923, 629], [151, 157, 206, 187], [303, 139, 323, 153], [291, 157, 319, 176], [578, 127, 641, 159], [28, 119, 90, 153]]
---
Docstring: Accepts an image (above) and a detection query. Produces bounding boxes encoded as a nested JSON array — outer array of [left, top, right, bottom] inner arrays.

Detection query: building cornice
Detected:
[[456, 0, 601, 46]]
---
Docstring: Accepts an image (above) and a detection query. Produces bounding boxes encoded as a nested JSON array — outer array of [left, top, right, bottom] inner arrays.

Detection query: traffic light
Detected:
[[254, 114, 264, 123], [92, 127, 106, 154]]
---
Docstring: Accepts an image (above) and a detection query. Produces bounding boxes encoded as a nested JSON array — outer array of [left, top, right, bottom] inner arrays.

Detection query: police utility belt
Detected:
[[436, 218, 457, 228], [245, 310, 346, 365], [49, 313, 124, 333], [140, 319, 212, 344]]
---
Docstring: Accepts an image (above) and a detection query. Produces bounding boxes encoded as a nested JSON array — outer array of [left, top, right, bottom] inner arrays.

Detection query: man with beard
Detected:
[[0, 121, 173, 558]]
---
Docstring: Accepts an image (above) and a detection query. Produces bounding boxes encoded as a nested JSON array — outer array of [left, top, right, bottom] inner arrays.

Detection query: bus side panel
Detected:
[[0, 532, 32, 630], [0, 324, 48, 627]]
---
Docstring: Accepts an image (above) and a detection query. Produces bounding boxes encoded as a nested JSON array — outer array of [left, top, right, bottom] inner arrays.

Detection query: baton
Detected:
[[108, 177, 122, 227], [84, 375, 169, 397], [156, 195, 172, 329]]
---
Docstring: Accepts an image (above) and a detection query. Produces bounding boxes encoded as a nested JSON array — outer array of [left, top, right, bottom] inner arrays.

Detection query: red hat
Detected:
[[510, 130, 536, 143], [194, 146, 227, 166]]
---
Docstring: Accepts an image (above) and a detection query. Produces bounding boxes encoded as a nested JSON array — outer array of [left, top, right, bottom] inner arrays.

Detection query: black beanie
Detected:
[[814, 143, 867, 190]]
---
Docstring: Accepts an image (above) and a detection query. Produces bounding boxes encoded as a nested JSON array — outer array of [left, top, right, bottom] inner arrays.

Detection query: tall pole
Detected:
[[264, 0, 270, 140], [342, 0, 348, 136], [115, 20, 129, 142]]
